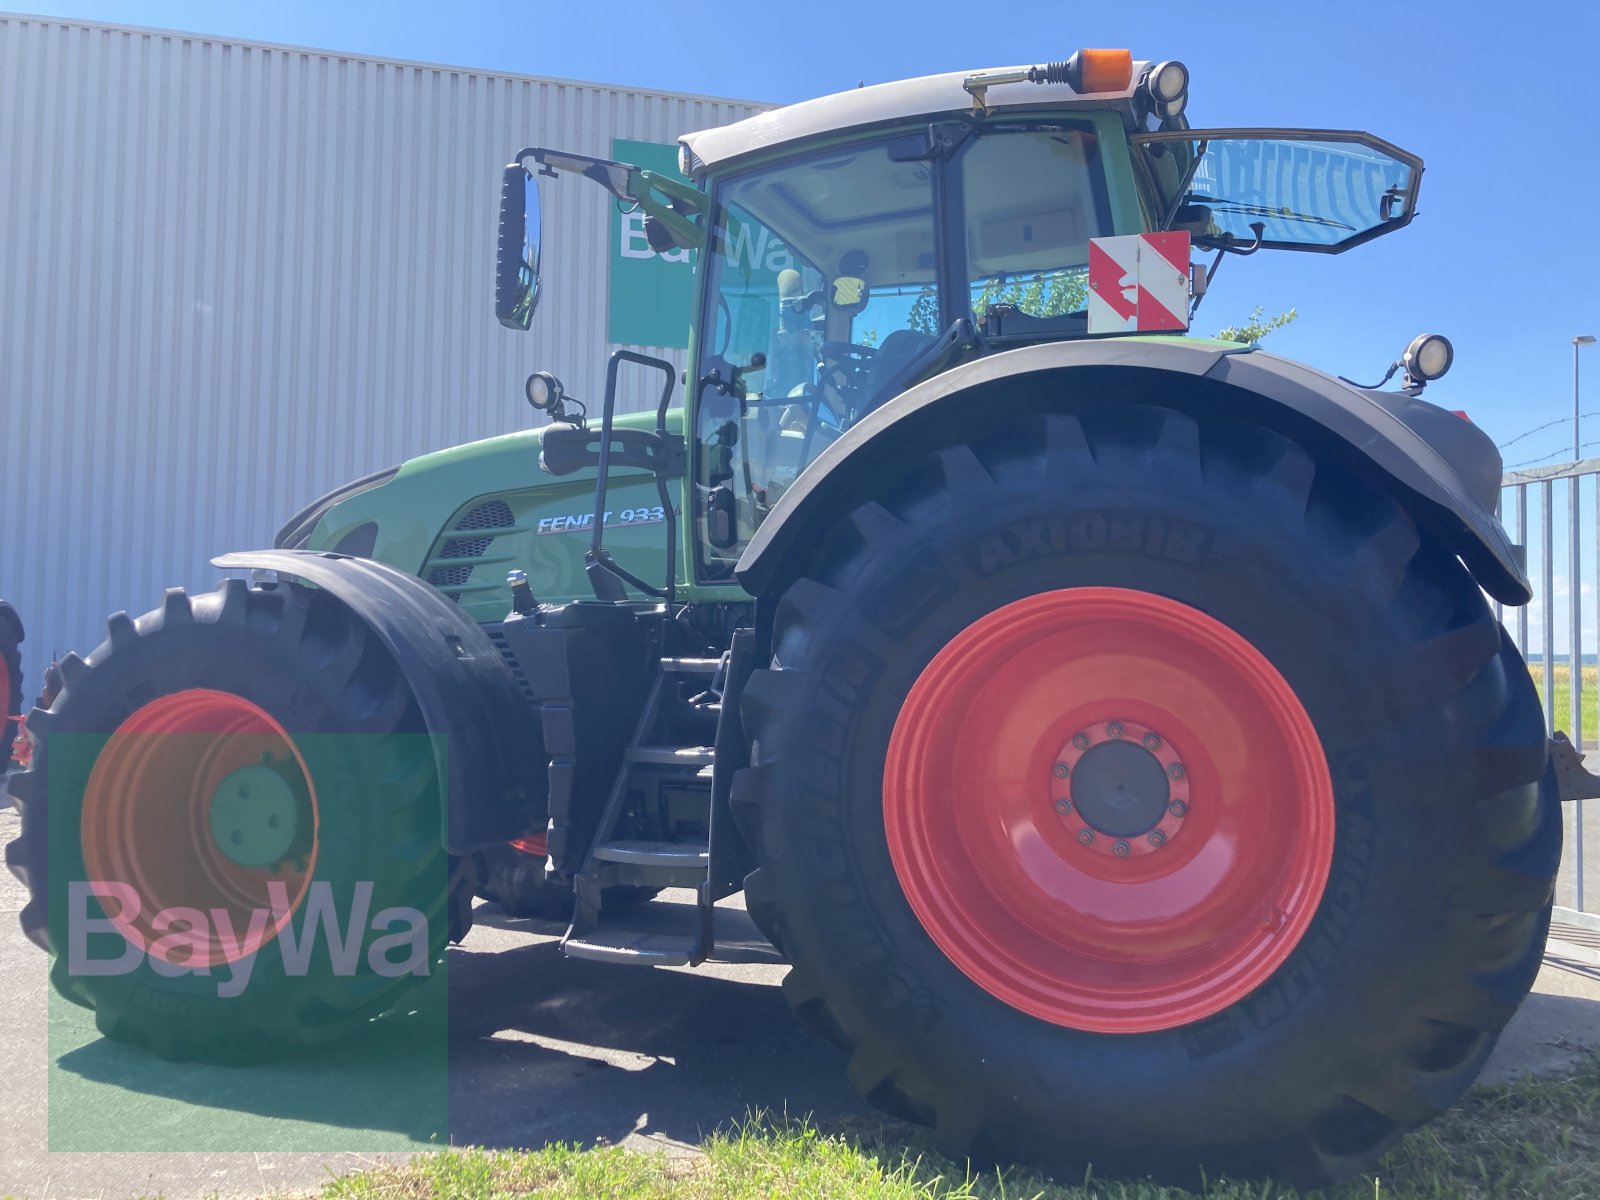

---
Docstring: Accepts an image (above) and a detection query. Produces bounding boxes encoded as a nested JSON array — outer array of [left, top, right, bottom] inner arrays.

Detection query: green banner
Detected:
[[608, 138, 695, 349]]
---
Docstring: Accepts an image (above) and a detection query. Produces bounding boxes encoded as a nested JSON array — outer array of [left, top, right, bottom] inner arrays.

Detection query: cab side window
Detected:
[[960, 125, 1113, 323]]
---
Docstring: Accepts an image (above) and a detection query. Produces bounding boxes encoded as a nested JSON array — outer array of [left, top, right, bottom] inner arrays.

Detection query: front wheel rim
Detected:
[[882, 586, 1335, 1034], [80, 688, 321, 967]]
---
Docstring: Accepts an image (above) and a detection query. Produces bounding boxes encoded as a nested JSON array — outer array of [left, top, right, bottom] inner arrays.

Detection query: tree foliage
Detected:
[[904, 279, 1297, 348], [1214, 306, 1297, 345]]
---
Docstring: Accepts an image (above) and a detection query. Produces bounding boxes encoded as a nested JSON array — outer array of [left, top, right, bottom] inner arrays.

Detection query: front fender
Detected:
[[212, 549, 547, 852], [736, 339, 1529, 605]]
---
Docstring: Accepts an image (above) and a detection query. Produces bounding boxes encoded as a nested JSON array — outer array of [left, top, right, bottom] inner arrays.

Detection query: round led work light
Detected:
[[1145, 60, 1189, 118], [1403, 334, 1453, 383], [525, 370, 565, 412]]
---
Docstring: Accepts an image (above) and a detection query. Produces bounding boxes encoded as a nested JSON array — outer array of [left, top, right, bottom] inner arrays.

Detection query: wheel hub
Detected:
[[1054, 719, 1188, 857], [208, 759, 303, 868]]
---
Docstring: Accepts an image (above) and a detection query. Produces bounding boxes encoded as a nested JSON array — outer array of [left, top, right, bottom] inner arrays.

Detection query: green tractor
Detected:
[[8, 50, 1565, 1185]]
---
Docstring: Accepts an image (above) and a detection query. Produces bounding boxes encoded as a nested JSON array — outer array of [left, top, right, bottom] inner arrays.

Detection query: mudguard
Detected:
[[736, 339, 1530, 605], [212, 549, 547, 852]]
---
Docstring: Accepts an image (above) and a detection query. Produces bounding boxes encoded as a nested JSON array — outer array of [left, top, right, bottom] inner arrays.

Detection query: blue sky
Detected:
[[17, 0, 1600, 463]]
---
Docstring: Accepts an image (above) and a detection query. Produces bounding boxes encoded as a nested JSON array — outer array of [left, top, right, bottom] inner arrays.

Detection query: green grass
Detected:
[[323, 1056, 1600, 1200], [1533, 662, 1598, 742]]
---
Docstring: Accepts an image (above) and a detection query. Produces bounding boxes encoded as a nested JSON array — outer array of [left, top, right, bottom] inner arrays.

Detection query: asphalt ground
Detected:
[[3, 803, 1600, 1199]]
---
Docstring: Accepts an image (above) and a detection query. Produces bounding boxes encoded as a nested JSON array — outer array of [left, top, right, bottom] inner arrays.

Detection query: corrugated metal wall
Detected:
[[0, 15, 765, 694]]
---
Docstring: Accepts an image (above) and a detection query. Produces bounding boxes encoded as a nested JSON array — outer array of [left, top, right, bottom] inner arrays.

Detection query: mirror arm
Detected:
[[1200, 221, 1265, 257], [633, 171, 705, 249], [1159, 139, 1209, 231]]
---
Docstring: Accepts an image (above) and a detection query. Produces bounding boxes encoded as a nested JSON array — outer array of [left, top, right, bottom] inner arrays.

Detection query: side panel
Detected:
[[305, 413, 685, 619], [735, 339, 1530, 605]]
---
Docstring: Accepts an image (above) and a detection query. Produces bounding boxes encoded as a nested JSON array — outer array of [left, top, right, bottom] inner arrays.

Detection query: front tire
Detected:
[[6, 579, 453, 1063], [1, 601, 22, 771], [735, 406, 1556, 1185]]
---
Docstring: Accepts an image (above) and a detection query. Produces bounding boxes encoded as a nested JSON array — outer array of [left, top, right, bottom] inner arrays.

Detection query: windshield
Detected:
[[1135, 130, 1422, 253], [694, 139, 941, 579]]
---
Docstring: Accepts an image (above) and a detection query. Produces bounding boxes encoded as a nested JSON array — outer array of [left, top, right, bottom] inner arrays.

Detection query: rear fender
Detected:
[[736, 340, 1529, 606], [212, 549, 546, 852]]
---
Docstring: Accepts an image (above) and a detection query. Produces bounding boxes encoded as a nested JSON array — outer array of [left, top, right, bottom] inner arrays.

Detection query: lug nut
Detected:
[[1055, 799, 1071, 814], [1107, 721, 1124, 738], [1073, 733, 1090, 751], [1143, 733, 1161, 750], [1053, 762, 1069, 778], [1113, 840, 1130, 857], [1169, 800, 1188, 818], [1148, 830, 1166, 848], [1168, 763, 1185, 780], [1077, 829, 1095, 845]]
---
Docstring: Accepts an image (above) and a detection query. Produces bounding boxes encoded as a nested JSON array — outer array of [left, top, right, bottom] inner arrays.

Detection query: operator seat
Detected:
[[859, 328, 938, 416]]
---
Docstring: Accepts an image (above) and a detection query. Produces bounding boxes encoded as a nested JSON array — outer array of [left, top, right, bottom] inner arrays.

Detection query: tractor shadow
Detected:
[[47, 899, 873, 1153], [47, 972, 451, 1149], [445, 900, 876, 1152]]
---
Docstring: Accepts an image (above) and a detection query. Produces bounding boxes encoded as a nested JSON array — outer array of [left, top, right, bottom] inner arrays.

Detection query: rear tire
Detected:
[[5, 579, 453, 1063], [734, 406, 1556, 1185]]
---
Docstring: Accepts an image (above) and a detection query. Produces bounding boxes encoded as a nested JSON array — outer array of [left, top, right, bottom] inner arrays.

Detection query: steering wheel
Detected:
[[816, 340, 875, 422], [820, 340, 875, 367]]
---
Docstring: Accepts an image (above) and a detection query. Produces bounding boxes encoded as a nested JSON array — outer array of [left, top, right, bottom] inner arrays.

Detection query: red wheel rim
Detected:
[[81, 689, 320, 967], [883, 587, 1334, 1034]]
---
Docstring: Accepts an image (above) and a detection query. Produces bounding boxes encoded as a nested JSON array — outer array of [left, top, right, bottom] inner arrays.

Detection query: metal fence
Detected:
[[1496, 457, 1600, 915]]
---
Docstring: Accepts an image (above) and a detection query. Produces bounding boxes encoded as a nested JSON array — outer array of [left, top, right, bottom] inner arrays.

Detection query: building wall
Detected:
[[0, 14, 765, 693]]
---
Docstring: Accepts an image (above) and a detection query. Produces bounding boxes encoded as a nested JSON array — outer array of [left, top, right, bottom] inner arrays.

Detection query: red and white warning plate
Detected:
[[1087, 232, 1191, 334]]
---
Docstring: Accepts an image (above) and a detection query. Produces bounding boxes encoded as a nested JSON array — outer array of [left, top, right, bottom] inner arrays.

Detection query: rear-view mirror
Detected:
[[495, 163, 542, 330]]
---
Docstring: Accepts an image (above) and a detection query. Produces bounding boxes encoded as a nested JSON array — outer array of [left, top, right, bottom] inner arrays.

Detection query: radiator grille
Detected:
[[423, 499, 525, 600], [457, 499, 514, 530]]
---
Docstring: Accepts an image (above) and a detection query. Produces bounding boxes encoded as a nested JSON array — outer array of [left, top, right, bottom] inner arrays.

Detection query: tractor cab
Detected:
[[496, 51, 1424, 589]]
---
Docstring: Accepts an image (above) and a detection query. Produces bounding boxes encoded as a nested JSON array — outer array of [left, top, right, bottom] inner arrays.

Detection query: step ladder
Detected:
[[561, 655, 723, 966]]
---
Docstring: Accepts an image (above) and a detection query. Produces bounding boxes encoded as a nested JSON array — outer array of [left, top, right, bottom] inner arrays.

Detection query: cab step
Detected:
[[660, 657, 722, 675], [626, 744, 715, 767], [591, 838, 710, 887], [562, 927, 696, 967], [594, 839, 710, 868], [560, 893, 786, 967]]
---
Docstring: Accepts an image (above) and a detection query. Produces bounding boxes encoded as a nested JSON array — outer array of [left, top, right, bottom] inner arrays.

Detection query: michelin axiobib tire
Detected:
[[5, 579, 455, 1063], [734, 405, 1556, 1186]]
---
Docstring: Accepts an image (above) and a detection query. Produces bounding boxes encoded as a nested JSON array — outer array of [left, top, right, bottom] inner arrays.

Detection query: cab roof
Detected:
[[679, 60, 1152, 175]]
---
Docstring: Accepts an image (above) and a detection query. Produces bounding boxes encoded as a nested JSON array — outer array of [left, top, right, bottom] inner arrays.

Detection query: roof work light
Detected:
[[1403, 334, 1454, 385], [1143, 60, 1189, 119]]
